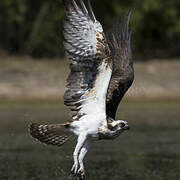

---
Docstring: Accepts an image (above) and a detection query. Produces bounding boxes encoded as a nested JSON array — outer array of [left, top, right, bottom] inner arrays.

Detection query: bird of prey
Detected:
[[29, 0, 134, 179]]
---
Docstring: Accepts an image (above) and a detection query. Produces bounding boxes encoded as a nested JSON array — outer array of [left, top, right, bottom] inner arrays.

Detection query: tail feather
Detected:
[[29, 123, 72, 146]]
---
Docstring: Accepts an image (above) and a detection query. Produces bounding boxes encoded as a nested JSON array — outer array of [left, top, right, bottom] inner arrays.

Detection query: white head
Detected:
[[110, 120, 130, 131]]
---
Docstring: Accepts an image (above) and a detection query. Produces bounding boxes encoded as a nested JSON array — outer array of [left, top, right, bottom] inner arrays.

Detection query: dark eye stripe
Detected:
[[120, 123, 125, 127]]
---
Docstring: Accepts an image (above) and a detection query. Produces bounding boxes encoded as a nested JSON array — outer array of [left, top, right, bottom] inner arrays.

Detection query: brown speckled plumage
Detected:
[[63, 0, 112, 121], [29, 1, 133, 178], [29, 0, 133, 148], [29, 123, 71, 146]]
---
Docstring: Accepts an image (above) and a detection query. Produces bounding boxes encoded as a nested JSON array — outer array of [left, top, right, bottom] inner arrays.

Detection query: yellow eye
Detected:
[[119, 123, 125, 127]]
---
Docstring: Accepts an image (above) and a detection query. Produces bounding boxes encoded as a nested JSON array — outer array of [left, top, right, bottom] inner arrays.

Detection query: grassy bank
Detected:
[[0, 56, 180, 100]]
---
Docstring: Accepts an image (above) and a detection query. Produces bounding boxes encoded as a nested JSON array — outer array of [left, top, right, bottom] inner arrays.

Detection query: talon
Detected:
[[71, 163, 79, 175], [78, 168, 85, 176], [78, 174, 86, 180], [77, 167, 85, 180]]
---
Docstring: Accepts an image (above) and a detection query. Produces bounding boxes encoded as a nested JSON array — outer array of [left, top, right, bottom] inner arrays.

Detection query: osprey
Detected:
[[29, 0, 134, 179]]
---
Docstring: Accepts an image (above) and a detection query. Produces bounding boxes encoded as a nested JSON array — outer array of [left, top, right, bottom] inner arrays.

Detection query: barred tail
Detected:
[[29, 123, 72, 146]]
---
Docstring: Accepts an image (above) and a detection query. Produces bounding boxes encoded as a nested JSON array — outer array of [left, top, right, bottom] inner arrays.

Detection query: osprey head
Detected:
[[111, 120, 130, 131], [103, 119, 130, 140]]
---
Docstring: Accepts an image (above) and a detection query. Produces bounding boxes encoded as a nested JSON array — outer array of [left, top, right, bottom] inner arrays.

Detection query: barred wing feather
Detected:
[[63, 0, 112, 122]]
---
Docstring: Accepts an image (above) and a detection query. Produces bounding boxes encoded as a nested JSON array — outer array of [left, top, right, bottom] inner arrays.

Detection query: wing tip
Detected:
[[108, 9, 133, 49], [120, 10, 132, 41], [63, 0, 97, 22], [125, 8, 134, 40], [86, 0, 96, 22]]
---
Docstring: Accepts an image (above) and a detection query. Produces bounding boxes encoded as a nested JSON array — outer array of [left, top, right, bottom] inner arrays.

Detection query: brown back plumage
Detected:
[[29, 123, 72, 146], [106, 11, 134, 120]]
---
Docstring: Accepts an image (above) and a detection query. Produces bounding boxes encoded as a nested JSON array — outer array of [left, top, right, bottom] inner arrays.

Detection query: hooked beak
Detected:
[[123, 125, 130, 130]]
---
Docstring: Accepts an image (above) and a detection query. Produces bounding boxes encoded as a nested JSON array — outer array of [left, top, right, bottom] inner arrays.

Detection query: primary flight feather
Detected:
[[29, 0, 134, 179]]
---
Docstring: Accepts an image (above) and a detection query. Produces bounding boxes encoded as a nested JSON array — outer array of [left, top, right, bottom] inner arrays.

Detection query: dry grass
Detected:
[[0, 56, 180, 100]]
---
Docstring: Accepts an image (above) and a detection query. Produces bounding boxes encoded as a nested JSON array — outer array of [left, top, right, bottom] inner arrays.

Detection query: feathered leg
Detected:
[[71, 133, 87, 175], [78, 140, 91, 177]]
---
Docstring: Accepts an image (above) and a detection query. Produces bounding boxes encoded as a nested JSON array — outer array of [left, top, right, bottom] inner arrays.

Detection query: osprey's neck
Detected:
[[98, 128, 122, 140], [98, 117, 123, 140]]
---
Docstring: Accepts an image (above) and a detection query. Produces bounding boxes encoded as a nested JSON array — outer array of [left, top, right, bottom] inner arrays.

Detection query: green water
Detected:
[[0, 100, 179, 180]]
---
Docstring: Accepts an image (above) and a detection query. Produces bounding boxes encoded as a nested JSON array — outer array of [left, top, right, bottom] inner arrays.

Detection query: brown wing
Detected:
[[63, 0, 112, 121], [106, 12, 134, 119]]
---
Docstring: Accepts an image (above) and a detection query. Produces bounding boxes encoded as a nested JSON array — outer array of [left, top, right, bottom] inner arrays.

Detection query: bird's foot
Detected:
[[77, 173, 85, 180], [77, 167, 85, 180], [71, 164, 85, 180], [78, 167, 85, 176], [71, 163, 79, 175]]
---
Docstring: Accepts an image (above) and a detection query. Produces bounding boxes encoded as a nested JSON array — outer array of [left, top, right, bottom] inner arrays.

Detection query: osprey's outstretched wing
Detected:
[[106, 12, 134, 120], [63, 0, 112, 122]]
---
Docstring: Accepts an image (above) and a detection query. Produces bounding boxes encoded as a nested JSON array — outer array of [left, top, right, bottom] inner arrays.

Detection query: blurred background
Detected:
[[0, 0, 180, 180], [0, 0, 180, 58]]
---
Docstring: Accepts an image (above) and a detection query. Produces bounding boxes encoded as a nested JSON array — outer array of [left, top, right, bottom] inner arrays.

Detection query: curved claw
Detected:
[[71, 163, 79, 175], [71, 165, 86, 180], [78, 167, 85, 176], [78, 174, 86, 180]]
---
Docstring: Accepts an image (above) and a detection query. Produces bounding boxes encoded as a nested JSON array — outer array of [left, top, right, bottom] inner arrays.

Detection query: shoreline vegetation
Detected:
[[0, 56, 180, 101]]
